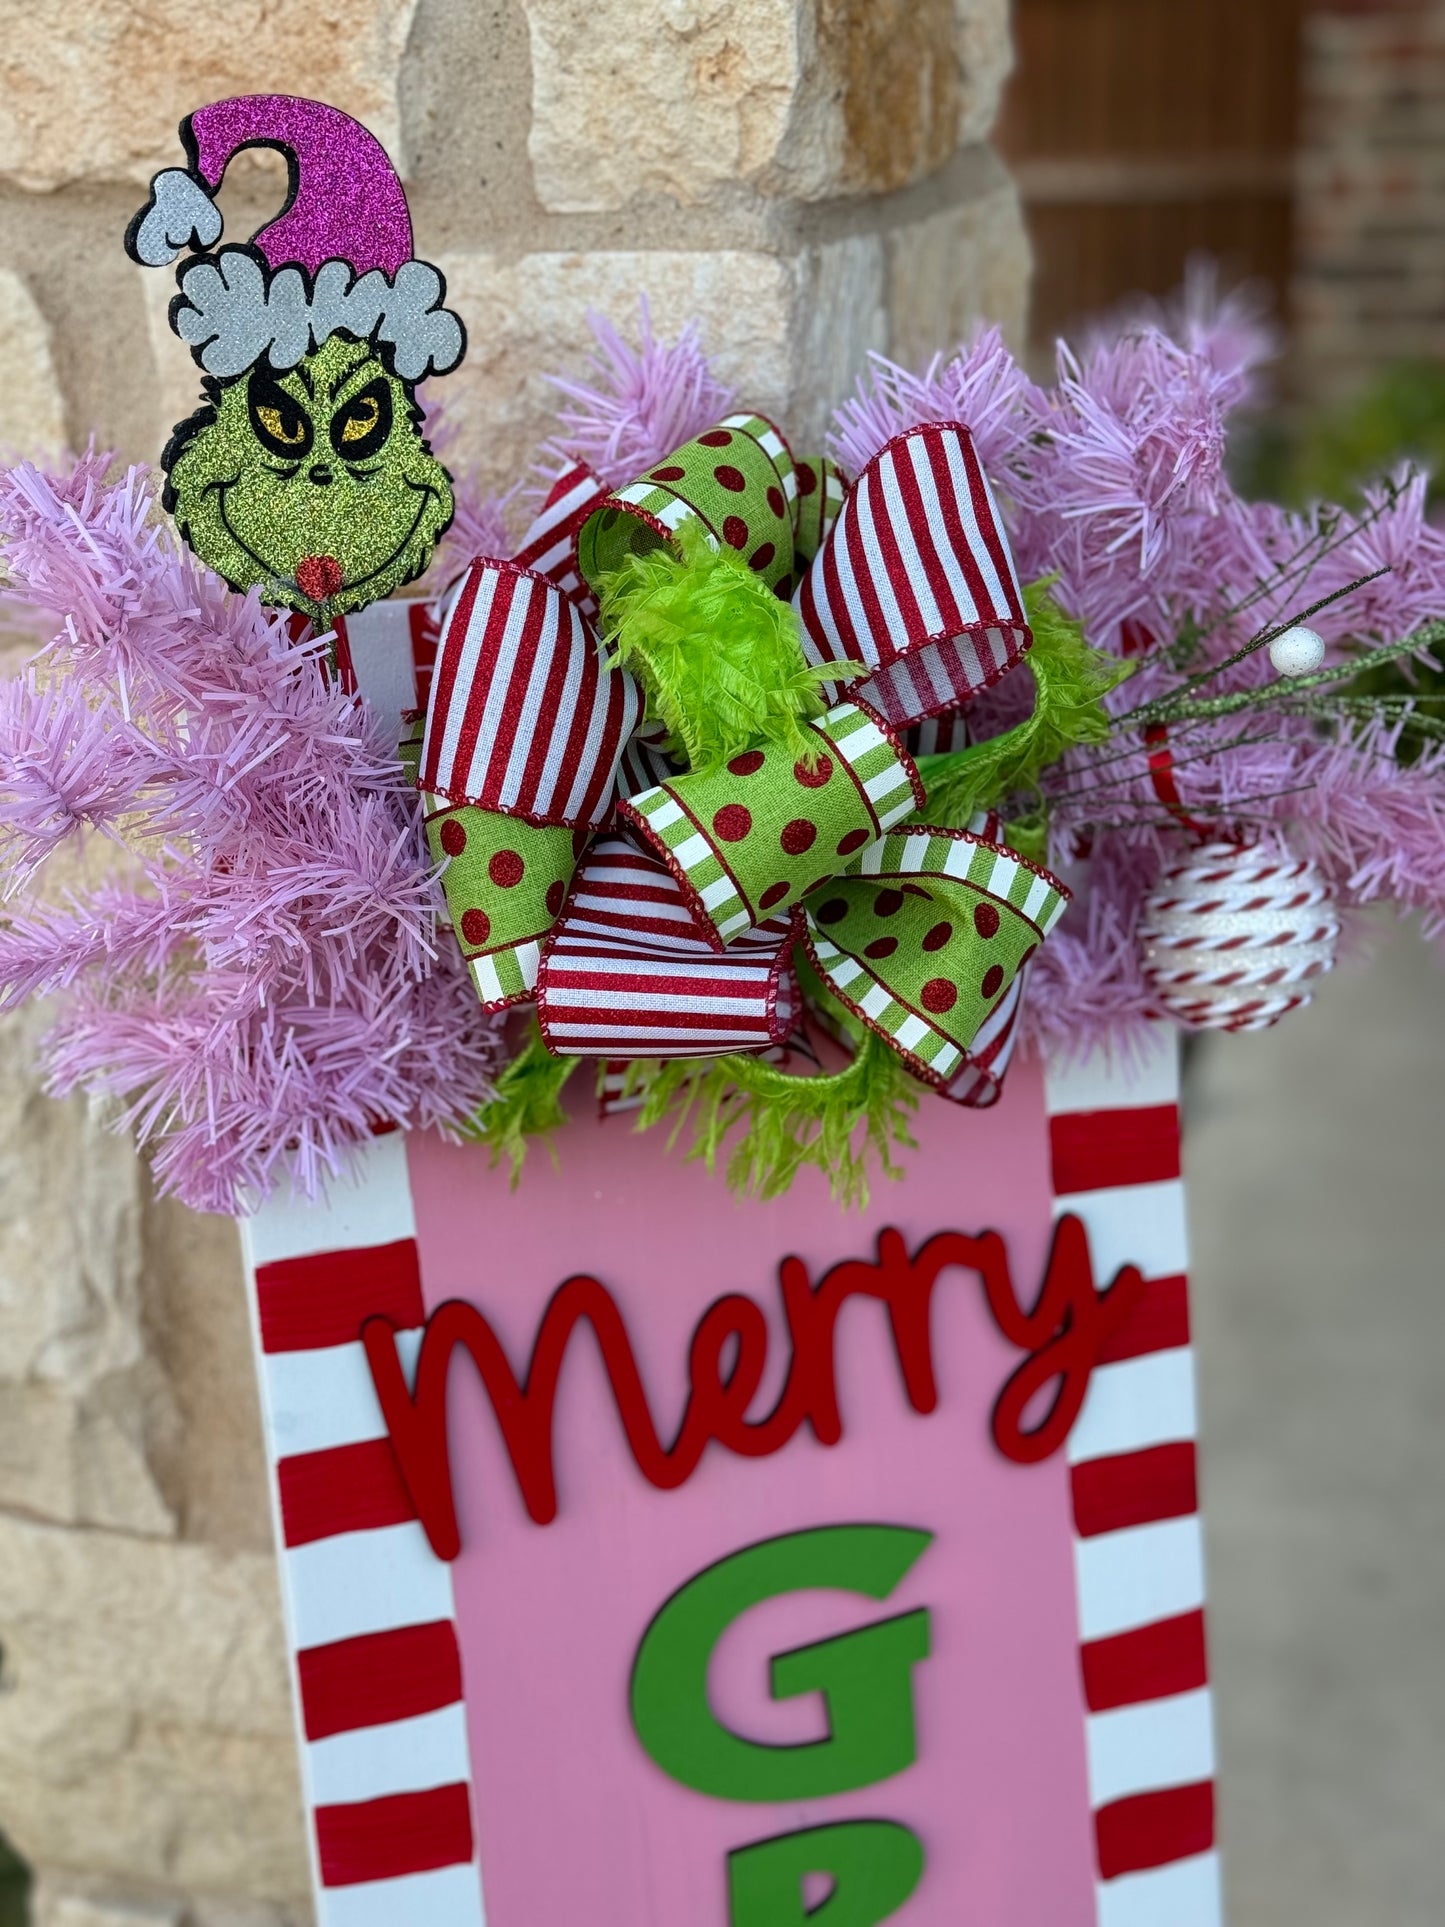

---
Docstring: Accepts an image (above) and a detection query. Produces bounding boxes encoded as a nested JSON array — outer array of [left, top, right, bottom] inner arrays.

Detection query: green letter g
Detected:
[[630, 1523, 932, 1803]]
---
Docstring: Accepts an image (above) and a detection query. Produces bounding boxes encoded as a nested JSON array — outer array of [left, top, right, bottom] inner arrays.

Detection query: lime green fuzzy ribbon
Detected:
[[919, 581, 1133, 829], [618, 1027, 919, 1210], [597, 520, 834, 774]]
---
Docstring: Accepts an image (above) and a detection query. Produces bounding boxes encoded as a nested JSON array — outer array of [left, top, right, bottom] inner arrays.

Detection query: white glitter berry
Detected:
[[1267, 625, 1327, 677]]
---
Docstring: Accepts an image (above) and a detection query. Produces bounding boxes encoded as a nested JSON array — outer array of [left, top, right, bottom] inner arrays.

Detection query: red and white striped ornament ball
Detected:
[[1138, 840, 1339, 1032]]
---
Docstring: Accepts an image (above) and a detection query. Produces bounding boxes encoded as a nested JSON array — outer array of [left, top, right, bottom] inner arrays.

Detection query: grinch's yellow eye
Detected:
[[256, 405, 306, 446], [248, 375, 314, 459], [328, 376, 393, 461], [338, 396, 380, 443]]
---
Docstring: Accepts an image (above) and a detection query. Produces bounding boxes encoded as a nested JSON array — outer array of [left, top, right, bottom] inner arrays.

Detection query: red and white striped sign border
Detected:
[[1045, 1027, 1223, 1926], [240, 1032, 1220, 1925], [242, 1135, 486, 1927]]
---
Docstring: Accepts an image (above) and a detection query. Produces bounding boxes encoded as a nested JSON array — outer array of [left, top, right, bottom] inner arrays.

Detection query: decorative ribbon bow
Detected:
[[408, 413, 1069, 1106]]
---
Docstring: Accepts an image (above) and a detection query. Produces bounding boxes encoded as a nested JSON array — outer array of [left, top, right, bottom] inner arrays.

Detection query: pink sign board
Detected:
[[241, 1032, 1221, 1927]]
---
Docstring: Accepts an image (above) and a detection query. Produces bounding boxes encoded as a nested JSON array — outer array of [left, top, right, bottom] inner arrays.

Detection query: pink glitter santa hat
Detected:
[[126, 94, 464, 384]]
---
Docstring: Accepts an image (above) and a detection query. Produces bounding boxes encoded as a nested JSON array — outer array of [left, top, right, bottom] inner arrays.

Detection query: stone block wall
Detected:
[[1294, 0, 1445, 405], [0, 3, 1028, 1920]]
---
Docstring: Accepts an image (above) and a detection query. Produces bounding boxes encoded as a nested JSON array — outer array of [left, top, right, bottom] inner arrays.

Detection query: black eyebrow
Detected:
[[286, 363, 314, 400], [334, 356, 384, 406]]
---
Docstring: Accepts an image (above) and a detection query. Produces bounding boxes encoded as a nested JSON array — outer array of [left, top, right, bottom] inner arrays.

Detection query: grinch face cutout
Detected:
[[163, 336, 454, 617], [126, 94, 466, 618]]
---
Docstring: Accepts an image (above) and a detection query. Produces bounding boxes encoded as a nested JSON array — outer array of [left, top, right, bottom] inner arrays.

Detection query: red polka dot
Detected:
[[816, 897, 849, 925], [900, 883, 931, 899], [545, 879, 566, 917], [922, 977, 958, 1013], [802, 876, 830, 897], [766, 486, 786, 518], [713, 804, 752, 842], [874, 889, 905, 918], [439, 818, 467, 856], [974, 901, 1001, 939], [699, 429, 733, 447], [759, 880, 791, 910], [723, 515, 749, 549], [729, 750, 766, 776], [715, 464, 747, 492], [797, 462, 818, 496], [864, 936, 898, 960], [460, 907, 491, 945], [775, 572, 794, 598], [922, 920, 953, 952], [780, 818, 817, 855], [749, 542, 776, 573], [981, 964, 1005, 999], [836, 827, 870, 856], [490, 849, 525, 888], [652, 465, 686, 482], [794, 753, 833, 788]]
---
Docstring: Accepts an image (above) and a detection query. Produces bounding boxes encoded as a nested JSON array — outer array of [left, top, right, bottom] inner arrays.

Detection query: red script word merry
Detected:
[[364, 1215, 1143, 1561]]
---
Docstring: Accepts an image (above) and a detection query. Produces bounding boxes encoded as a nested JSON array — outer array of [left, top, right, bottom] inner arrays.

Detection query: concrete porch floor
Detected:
[[1186, 913, 1445, 1923]]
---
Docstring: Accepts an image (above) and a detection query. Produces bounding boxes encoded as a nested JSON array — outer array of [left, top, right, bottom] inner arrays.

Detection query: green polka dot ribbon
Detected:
[[417, 408, 1066, 1106], [403, 713, 578, 1007], [621, 700, 923, 946], [425, 803, 580, 1007], [577, 412, 803, 598], [790, 455, 847, 568], [799, 828, 1071, 1090]]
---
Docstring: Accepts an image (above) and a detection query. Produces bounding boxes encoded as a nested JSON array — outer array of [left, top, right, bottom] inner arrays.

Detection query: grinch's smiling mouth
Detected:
[[208, 477, 441, 605]]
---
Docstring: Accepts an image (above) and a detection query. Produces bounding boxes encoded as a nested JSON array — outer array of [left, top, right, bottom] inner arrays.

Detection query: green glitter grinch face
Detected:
[[162, 334, 454, 617]]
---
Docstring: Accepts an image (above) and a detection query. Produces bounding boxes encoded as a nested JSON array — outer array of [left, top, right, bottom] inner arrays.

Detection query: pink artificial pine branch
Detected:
[[540, 301, 736, 490], [0, 454, 503, 1213]]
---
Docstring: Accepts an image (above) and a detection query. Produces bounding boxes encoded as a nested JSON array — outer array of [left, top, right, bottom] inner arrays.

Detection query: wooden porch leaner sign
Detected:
[[240, 1031, 1221, 1927]]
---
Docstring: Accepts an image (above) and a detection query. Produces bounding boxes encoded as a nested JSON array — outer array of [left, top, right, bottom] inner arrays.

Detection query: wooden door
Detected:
[[997, 0, 1305, 350]]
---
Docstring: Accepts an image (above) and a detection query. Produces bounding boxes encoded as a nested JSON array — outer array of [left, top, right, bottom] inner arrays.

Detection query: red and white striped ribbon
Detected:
[[537, 837, 797, 1057], [1045, 1029, 1222, 1927], [616, 720, 678, 801], [512, 461, 612, 619], [241, 1135, 486, 1927], [794, 421, 1032, 727], [906, 705, 970, 757], [419, 560, 643, 826]]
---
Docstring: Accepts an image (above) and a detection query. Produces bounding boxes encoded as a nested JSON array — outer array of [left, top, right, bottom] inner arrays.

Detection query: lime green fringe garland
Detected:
[[596, 520, 834, 774], [618, 1026, 919, 1210], [918, 579, 1133, 830], [469, 1020, 579, 1180]]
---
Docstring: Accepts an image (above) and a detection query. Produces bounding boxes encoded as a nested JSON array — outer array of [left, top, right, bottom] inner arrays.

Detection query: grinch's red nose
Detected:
[[297, 555, 343, 603]]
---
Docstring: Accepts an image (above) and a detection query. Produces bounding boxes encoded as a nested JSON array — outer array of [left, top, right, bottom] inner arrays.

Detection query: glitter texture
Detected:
[[1138, 841, 1341, 1031], [164, 334, 454, 617], [189, 94, 413, 276]]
